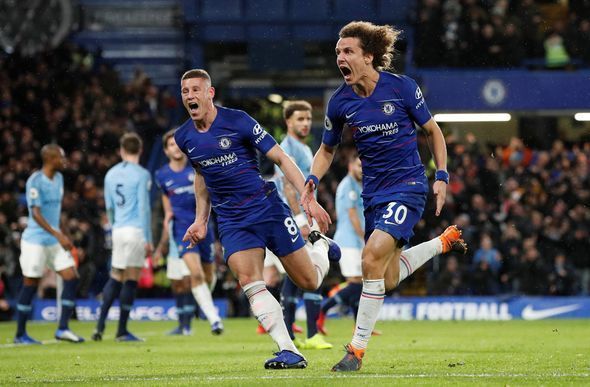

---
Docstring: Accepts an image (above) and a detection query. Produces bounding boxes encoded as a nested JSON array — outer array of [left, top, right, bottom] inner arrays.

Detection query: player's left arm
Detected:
[[420, 118, 448, 216], [183, 167, 211, 248], [266, 144, 331, 233]]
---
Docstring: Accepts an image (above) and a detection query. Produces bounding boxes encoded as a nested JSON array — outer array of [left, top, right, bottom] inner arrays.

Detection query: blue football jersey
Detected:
[[155, 163, 217, 241], [334, 175, 365, 249], [174, 106, 278, 223], [104, 161, 152, 243], [22, 171, 64, 246], [273, 134, 313, 201], [323, 72, 432, 208]]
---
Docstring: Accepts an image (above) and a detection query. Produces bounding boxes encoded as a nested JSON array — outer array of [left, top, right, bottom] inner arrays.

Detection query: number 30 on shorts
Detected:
[[284, 217, 298, 235], [383, 202, 408, 224]]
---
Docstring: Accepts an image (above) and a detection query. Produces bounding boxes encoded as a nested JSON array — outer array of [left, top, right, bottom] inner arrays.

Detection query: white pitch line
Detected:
[[19, 372, 590, 384]]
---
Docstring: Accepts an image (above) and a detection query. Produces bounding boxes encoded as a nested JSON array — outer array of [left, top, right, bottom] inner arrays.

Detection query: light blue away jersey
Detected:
[[104, 161, 152, 243], [22, 171, 64, 246], [273, 134, 313, 201], [174, 106, 278, 223], [323, 72, 432, 208], [334, 174, 365, 249]]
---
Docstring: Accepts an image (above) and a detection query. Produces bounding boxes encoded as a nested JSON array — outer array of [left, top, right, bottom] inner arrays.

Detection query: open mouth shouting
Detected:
[[188, 102, 199, 116], [339, 66, 352, 82]]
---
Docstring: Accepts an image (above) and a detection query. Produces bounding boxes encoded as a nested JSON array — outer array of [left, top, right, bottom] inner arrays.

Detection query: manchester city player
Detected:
[[14, 144, 84, 344], [301, 21, 459, 371], [154, 129, 223, 336], [175, 69, 340, 370], [92, 133, 152, 342], [265, 100, 332, 350]]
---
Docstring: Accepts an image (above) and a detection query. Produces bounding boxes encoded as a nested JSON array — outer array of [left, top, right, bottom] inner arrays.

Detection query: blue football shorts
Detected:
[[218, 192, 306, 262], [364, 191, 427, 246]]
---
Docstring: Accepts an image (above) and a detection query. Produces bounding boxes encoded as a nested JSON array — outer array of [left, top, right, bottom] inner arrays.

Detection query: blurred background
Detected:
[[0, 0, 589, 321]]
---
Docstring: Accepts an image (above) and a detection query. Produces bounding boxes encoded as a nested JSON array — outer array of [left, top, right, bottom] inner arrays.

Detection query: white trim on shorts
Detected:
[[19, 239, 75, 278], [166, 256, 191, 281]]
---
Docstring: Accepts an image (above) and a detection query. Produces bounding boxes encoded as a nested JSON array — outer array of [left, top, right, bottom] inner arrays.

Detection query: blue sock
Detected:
[[281, 277, 298, 340], [16, 285, 37, 337], [183, 293, 196, 329], [346, 283, 363, 318], [59, 279, 78, 330], [96, 278, 122, 333], [321, 296, 339, 314], [117, 280, 137, 337], [303, 291, 322, 338], [174, 293, 186, 329]]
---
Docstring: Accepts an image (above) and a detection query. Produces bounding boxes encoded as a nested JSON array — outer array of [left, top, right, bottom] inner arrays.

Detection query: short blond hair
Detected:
[[181, 69, 211, 84], [339, 21, 401, 71]]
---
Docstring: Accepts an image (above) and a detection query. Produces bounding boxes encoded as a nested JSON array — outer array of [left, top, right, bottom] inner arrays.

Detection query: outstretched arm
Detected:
[[299, 143, 337, 226], [421, 118, 448, 216]]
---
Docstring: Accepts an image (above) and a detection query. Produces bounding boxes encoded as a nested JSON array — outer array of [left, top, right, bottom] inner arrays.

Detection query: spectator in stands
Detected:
[[431, 256, 466, 295], [473, 234, 502, 274], [548, 252, 578, 296]]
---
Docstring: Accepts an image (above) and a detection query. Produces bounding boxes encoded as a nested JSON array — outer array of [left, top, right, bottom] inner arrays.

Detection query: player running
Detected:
[[301, 21, 462, 371], [175, 69, 340, 369]]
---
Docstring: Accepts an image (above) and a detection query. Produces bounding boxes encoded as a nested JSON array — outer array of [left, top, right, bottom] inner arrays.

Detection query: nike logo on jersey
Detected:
[[383, 219, 401, 225], [165, 180, 174, 187], [521, 304, 581, 320], [345, 111, 358, 119], [291, 235, 299, 243], [188, 147, 196, 153]]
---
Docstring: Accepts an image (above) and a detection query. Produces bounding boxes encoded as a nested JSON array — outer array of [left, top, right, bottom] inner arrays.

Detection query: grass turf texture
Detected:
[[0, 319, 588, 385]]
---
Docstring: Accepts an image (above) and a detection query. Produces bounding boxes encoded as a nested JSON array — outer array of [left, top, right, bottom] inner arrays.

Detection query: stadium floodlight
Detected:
[[268, 94, 283, 104], [433, 113, 512, 122], [574, 113, 590, 121]]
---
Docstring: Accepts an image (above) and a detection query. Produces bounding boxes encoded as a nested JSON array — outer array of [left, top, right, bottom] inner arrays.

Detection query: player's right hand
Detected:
[[57, 232, 73, 251], [183, 221, 207, 248], [307, 199, 332, 234], [300, 179, 317, 225], [145, 243, 154, 257]]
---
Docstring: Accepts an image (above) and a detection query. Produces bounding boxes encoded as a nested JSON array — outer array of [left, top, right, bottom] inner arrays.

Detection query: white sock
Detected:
[[306, 240, 329, 288], [398, 238, 442, 285], [243, 281, 299, 354], [351, 279, 385, 350], [191, 284, 221, 324]]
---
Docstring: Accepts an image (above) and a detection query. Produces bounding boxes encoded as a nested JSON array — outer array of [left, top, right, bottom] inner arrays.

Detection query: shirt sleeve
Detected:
[[26, 176, 42, 208], [322, 95, 345, 147], [138, 170, 152, 243], [104, 174, 114, 211], [241, 112, 277, 154], [154, 170, 163, 192], [401, 76, 432, 127], [341, 179, 357, 210]]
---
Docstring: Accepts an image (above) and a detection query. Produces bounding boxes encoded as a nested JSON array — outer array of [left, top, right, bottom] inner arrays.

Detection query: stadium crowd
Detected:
[[0, 43, 589, 321], [415, 0, 590, 68]]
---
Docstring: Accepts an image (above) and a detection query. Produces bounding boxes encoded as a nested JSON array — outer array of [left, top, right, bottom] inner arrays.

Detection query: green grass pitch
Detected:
[[0, 318, 588, 385]]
